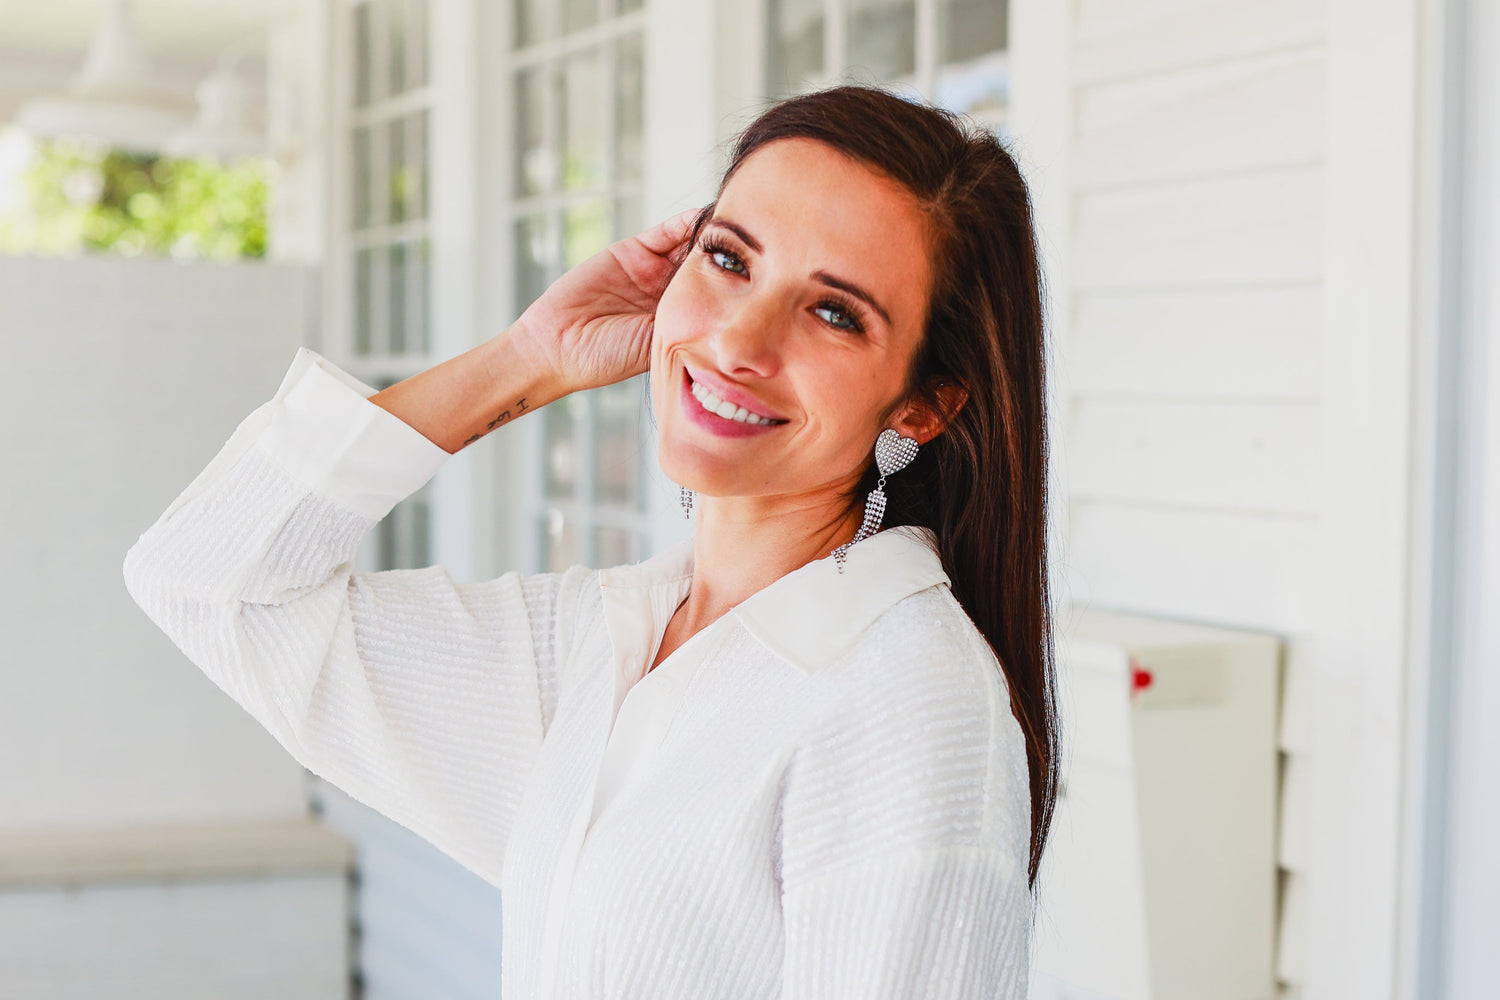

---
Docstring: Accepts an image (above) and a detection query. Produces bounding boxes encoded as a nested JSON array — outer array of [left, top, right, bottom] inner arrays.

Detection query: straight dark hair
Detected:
[[688, 86, 1059, 887]]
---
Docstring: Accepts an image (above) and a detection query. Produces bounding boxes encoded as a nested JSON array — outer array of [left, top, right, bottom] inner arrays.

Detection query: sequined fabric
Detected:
[[123, 348, 1036, 999]]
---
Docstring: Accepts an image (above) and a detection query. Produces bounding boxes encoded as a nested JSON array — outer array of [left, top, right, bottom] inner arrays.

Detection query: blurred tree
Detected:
[[0, 137, 268, 260]]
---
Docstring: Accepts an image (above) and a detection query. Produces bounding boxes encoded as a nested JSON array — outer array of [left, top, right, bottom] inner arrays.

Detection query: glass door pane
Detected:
[[561, 50, 606, 191], [768, 0, 824, 96], [613, 33, 644, 183], [939, 0, 1007, 64], [593, 377, 644, 507], [847, 0, 916, 81], [515, 65, 553, 196]]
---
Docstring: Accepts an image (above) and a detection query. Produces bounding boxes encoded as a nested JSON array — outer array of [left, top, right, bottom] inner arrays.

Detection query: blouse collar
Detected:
[[598, 524, 950, 677]]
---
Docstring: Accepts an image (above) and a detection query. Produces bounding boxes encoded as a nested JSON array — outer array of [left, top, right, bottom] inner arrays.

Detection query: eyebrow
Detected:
[[705, 216, 895, 328]]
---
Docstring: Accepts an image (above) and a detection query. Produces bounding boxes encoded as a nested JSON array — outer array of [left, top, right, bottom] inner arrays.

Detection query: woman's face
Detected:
[[650, 137, 935, 504]]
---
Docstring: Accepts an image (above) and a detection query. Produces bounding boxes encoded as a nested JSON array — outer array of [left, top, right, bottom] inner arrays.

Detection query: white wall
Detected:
[[0, 253, 315, 830], [1011, 0, 1430, 996]]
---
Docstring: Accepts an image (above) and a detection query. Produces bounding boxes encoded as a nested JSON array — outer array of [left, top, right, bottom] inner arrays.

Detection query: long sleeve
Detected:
[[122, 347, 582, 884]]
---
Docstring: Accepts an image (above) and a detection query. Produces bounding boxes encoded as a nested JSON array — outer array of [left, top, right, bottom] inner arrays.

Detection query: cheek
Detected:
[[653, 271, 723, 372], [649, 271, 701, 408]]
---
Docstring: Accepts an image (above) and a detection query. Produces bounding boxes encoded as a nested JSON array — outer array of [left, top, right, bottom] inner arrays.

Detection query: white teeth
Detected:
[[690, 379, 777, 425]]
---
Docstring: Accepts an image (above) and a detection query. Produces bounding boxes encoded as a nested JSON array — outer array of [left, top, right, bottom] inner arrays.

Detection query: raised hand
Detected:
[[510, 208, 702, 396], [366, 209, 703, 454]]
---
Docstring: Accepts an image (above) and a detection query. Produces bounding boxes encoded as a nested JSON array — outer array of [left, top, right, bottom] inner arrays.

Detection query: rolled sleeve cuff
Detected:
[[254, 347, 452, 520]]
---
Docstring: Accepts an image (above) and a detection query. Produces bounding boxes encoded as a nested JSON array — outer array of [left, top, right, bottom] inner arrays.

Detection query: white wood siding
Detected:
[[1018, 0, 1431, 993], [1018, 0, 1336, 993]]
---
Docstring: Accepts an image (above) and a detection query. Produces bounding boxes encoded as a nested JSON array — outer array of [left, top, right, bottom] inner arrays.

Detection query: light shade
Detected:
[[14, 0, 193, 154], [163, 60, 266, 161]]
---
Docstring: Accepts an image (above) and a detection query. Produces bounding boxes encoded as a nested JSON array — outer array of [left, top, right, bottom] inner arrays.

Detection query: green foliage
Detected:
[[0, 138, 269, 260]]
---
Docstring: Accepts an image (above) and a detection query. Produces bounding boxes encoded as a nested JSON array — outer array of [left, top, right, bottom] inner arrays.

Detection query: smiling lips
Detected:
[[682, 369, 787, 437], [689, 379, 780, 425]]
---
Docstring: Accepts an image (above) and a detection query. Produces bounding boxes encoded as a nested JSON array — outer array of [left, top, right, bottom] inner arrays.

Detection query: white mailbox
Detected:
[[1032, 608, 1282, 1000]]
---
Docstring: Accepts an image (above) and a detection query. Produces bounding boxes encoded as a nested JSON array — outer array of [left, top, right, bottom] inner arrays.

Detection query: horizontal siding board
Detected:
[[1075, 49, 1326, 190], [1069, 400, 1320, 514], [315, 782, 503, 1000], [1072, 165, 1324, 290], [1075, 0, 1326, 84], [1067, 501, 1318, 633], [355, 834, 505, 987], [1070, 285, 1322, 400]]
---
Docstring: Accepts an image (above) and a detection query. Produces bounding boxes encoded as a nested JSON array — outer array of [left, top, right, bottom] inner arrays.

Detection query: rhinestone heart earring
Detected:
[[832, 428, 920, 573]]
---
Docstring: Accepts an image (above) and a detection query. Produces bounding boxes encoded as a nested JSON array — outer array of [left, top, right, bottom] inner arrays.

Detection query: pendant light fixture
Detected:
[[163, 43, 266, 161], [15, 0, 195, 154]]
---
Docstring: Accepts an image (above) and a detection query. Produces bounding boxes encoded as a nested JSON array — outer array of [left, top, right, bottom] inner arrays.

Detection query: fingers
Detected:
[[634, 206, 707, 257]]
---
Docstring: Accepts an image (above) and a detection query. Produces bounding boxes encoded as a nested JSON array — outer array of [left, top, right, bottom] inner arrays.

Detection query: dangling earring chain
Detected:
[[679, 485, 694, 519], [833, 428, 920, 574]]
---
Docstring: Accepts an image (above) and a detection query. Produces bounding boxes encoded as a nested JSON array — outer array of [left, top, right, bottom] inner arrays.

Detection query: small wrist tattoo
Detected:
[[463, 397, 530, 447]]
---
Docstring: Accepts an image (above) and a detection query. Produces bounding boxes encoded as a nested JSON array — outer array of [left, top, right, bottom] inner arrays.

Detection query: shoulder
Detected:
[[817, 583, 1013, 742], [781, 583, 1031, 876]]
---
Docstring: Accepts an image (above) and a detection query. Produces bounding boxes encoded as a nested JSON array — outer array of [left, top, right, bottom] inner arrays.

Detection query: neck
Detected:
[[680, 487, 864, 632]]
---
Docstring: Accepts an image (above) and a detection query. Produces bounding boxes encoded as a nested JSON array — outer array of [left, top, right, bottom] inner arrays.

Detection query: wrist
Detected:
[[479, 322, 570, 411]]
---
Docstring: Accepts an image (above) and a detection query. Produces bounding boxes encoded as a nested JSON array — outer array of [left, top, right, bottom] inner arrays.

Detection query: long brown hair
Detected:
[[689, 86, 1058, 887]]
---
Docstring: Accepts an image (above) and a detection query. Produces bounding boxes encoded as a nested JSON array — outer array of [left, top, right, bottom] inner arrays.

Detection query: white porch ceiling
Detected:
[[0, 0, 271, 59]]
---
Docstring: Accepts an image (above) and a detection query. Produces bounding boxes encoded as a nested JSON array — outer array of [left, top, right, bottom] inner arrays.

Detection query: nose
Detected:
[[709, 291, 784, 379]]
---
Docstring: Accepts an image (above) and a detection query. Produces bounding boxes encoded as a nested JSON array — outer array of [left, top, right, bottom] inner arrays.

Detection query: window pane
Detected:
[[848, 0, 916, 80], [387, 0, 407, 96], [614, 32, 644, 183], [385, 110, 426, 223], [564, 200, 610, 268], [387, 116, 408, 223], [354, 2, 373, 105], [594, 526, 637, 568], [380, 493, 431, 570], [516, 0, 551, 48], [613, 194, 643, 241], [564, 0, 598, 35], [354, 248, 374, 354], [768, 0, 824, 96], [389, 241, 407, 353], [357, 246, 390, 354], [515, 66, 553, 196], [352, 125, 375, 227], [593, 377, 643, 507], [939, 0, 1007, 65], [544, 394, 583, 499], [515, 212, 557, 308], [561, 49, 605, 191], [409, 494, 431, 567], [406, 0, 429, 89], [934, 55, 1009, 121], [541, 508, 579, 572], [410, 108, 428, 220], [412, 237, 431, 353]]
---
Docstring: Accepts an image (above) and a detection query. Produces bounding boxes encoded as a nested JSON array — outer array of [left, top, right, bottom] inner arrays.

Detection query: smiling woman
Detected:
[[123, 84, 1054, 999]]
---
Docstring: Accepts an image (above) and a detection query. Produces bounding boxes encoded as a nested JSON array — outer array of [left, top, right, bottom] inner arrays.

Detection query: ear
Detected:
[[889, 379, 969, 447]]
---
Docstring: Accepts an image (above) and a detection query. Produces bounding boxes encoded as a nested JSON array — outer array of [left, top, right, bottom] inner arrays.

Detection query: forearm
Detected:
[[368, 324, 566, 454]]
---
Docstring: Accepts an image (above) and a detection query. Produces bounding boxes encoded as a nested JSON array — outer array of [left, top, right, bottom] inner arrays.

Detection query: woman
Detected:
[[123, 85, 1057, 998]]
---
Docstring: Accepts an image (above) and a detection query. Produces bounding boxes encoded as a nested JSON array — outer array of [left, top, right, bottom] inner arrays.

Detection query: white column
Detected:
[[1309, 0, 1423, 996]]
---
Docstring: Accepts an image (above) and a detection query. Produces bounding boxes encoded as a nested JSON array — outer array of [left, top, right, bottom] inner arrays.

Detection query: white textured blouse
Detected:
[[122, 347, 1035, 999]]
